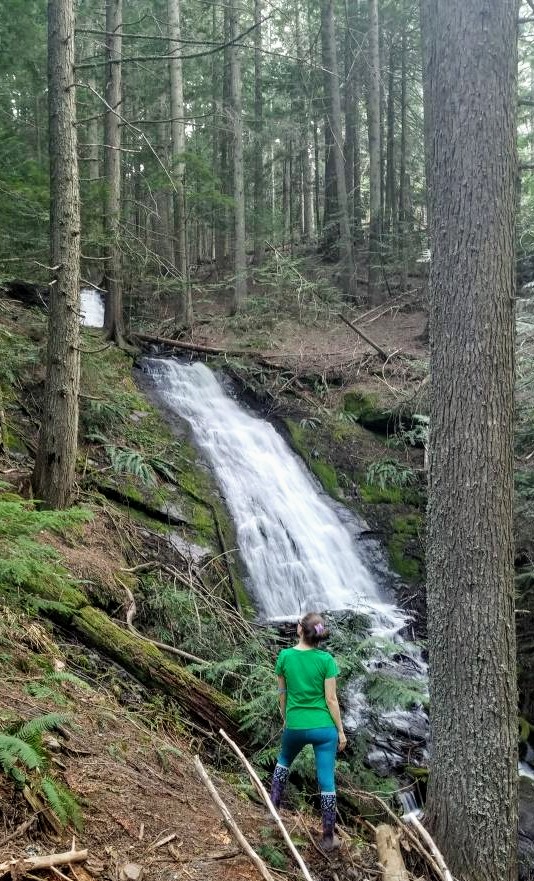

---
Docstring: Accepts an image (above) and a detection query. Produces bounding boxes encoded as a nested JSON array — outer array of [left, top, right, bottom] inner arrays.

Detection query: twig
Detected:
[[0, 814, 38, 848], [121, 583, 206, 665], [193, 756, 276, 881], [219, 729, 314, 881]]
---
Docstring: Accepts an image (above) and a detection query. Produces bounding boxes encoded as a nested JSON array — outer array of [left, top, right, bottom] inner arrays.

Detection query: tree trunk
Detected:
[[384, 42, 396, 239], [398, 9, 408, 290], [419, 0, 432, 232], [425, 1, 518, 879], [367, 0, 382, 303], [228, 0, 247, 312], [87, 72, 100, 182], [103, 0, 125, 343], [33, 0, 81, 509], [167, 0, 192, 326], [321, 0, 356, 296], [253, 0, 264, 266]]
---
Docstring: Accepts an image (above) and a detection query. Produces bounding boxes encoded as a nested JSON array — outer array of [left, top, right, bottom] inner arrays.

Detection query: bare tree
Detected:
[[253, 0, 265, 266], [33, 0, 81, 508], [425, 0, 518, 878]]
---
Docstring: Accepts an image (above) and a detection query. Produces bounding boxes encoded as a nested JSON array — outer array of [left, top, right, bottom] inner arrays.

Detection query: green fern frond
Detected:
[[25, 683, 67, 707], [39, 776, 83, 830], [18, 713, 70, 741], [106, 446, 158, 487], [47, 671, 92, 691], [0, 734, 42, 773]]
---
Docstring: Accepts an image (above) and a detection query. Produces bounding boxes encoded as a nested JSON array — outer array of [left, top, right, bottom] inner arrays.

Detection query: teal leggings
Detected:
[[278, 726, 338, 793]]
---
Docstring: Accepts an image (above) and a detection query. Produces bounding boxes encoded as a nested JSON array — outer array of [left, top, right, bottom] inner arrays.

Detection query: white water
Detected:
[[80, 288, 105, 328], [144, 358, 405, 635]]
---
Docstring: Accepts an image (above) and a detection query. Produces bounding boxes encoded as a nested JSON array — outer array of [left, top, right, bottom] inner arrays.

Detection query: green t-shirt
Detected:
[[275, 647, 339, 729]]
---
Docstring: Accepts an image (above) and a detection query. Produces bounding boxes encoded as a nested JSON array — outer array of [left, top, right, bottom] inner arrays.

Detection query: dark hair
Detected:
[[300, 612, 329, 647]]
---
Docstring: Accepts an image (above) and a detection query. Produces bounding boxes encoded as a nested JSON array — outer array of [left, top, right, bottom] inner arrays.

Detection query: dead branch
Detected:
[[403, 813, 454, 881], [0, 847, 88, 877], [121, 582, 206, 665], [219, 728, 314, 881], [338, 314, 390, 361], [0, 815, 38, 848], [375, 824, 409, 881], [193, 756, 276, 881]]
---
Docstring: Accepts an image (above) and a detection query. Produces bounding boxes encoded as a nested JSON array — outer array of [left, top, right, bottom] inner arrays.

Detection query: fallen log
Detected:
[[194, 756, 276, 881], [0, 846, 88, 877], [11, 577, 239, 736], [338, 313, 390, 361], [375, 824, 409, 881], [133, 331, 263, 359]]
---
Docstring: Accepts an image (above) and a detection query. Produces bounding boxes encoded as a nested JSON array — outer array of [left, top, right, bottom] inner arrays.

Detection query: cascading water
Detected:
[[142, 357, 434, 796], [80, 288, 105, 328], [143, 358, 404, 635]]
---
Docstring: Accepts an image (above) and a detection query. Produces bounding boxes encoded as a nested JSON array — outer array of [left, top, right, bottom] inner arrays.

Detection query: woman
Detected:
[[270, 612, 346, 850]]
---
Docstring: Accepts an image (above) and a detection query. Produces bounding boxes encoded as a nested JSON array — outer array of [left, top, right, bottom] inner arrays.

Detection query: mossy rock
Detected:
[[388, 514, 424, 582], [344, 391, 393, 433]]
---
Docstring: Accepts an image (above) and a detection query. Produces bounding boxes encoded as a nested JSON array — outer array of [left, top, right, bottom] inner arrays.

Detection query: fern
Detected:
[[39, 776, 83, 830], [106, 446, 158, 487], [366, 459, 416, 490], [0, 734, 43, 780], [47, 671, 92, 691], [25, 683, 67, 707], [17, 712, 69, 742]]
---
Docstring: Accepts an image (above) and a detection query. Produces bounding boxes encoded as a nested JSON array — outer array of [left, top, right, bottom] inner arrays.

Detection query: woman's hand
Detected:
[[338, 731, 347, 752]]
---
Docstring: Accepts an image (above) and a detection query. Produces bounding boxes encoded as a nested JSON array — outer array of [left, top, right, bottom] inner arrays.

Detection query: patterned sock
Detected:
[[320, 792, 337, 841], [270, 764, 290, 808]]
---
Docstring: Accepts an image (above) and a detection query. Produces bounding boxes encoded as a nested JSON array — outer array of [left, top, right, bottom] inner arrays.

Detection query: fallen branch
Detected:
[[338, 313, 390, 361], [193, 756, 276, 881], [133, 331, 263, 358], [403, 813, 454, 881], [219, 728, 314, 881], [375, 824, 409, 881], [0, 846, 88, 877], [122, 583, 206, 665]]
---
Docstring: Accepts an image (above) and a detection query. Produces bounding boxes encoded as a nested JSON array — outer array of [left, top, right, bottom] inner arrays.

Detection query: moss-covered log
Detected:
[[15, 577, 240, 736]]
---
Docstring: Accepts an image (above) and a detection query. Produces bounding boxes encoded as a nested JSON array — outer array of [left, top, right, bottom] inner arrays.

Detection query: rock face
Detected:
[[519, 775, 534, 881]]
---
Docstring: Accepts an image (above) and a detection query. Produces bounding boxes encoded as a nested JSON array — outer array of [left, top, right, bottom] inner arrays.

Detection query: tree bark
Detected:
[[367, 0, 382, 303], [320, 0, 356, 297], [87, 72, 100, 182], [398, 8, 408, 290], [228, 0, 247, 313], [167, 0, 192, 326], [425, 1, 518, 879], [253, 0, 264, 266], [384, 42, 396, 238], [103, 0, 125, 344], [33, 0, 81, 509]]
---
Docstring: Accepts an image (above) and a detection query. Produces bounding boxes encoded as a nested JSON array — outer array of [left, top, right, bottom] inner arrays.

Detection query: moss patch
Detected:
[[388, 514, 424, 581]]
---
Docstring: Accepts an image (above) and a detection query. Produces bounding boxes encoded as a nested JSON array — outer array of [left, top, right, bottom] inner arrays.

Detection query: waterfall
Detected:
[[143, 358, 405, 638], [80, 288, 105, 328]]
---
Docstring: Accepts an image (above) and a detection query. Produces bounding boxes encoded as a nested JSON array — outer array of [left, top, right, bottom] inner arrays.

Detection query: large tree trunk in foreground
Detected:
[[425, 1, 518, 879], [103, 0, 125, 343], [168, 0, 193, 326], [33, 0, 81, 509]]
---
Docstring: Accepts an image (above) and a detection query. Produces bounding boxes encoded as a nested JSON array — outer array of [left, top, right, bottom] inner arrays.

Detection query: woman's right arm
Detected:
[[324, 677, 347, 751]]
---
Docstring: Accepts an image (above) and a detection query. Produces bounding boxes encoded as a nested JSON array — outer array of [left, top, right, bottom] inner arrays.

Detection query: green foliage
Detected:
[[366, 459, 416, 490], [365, 672, 427, 710], [388, 414, 429, 450], [0, 711, 82, 828], [39, 776, 83, 829], [0, 495, 92, 599], [388, 515, 423, 581], [257, 842, 288, 870]]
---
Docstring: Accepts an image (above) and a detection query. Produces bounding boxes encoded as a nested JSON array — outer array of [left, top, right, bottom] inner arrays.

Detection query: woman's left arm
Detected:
[[277, 675, 287, 722]]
